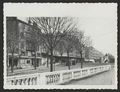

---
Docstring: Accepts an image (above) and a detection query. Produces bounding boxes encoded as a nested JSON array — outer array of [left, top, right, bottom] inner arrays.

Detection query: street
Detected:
[[65, 68, 115, 85]]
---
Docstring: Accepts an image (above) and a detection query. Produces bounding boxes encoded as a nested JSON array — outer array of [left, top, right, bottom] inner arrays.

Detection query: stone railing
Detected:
[[6, 65, 111, 85], [7, 73, 39, 85]]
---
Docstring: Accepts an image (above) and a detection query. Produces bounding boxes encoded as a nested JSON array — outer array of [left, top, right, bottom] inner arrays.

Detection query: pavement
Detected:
[[7, 62, 112, 76], [65, 67, 115, 85]]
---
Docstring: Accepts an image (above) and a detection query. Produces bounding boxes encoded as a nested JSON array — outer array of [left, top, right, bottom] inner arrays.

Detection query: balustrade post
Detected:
[[107, 66, 109, 70], [71, 71, 74, 79], [39, 73, 46, 85], [59, 72, 63, 84], [106, 65, 108, 70], [87, 68, 91, 76], [109, 65, 111, 70], [7, 80, 12, 85], [98, 66, 100, 73], [37, 74, 41, 85], [104, 66, 106, 71]]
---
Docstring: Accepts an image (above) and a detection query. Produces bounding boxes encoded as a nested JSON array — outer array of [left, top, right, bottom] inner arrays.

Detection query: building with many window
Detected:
[[6, 17, 45, 68]]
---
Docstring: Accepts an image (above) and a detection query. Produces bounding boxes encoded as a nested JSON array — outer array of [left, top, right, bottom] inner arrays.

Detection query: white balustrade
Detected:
[[45, 73, 60, 85], [73, 70, 81, 79], [7, 65, 111, 85], [7, 73, 39, 85], [62, 72, 72, 83]]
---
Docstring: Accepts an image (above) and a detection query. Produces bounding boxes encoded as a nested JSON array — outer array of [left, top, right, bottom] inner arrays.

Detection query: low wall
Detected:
[[6, 65, 111, 85]]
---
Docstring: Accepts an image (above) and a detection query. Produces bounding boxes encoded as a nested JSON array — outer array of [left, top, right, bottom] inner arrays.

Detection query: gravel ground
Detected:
[[7, 63, 112, 76]]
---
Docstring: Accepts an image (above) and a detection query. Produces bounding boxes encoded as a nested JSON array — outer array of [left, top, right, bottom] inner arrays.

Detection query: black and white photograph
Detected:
[[3, 3, 117, 89]]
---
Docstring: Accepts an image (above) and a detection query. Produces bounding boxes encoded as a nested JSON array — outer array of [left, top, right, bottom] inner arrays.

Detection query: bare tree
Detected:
[[26, 20, 42, 69], [107, 53, 115, 63], [6, 17, 19, 73], [64, 31, 76, 70], [42, 43, 50, 67], [84, 36, 93, 60], [55, 39, 66, 57], [74, 30, 85, 68], [30, 17, 76, 72]]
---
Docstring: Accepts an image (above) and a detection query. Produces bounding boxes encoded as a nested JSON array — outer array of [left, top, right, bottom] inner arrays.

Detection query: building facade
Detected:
[[6, 17, 45, 69]]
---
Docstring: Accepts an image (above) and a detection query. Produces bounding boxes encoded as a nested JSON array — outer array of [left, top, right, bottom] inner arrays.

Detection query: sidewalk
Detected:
[[7, 63, 110, 76], [65, 68, 115, 85]]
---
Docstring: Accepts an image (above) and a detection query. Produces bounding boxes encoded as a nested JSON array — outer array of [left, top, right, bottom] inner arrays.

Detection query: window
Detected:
[[20, 32, 24, 39]]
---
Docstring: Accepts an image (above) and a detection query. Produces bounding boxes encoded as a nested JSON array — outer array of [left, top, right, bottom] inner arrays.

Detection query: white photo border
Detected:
[[3, 3, 118, 89]]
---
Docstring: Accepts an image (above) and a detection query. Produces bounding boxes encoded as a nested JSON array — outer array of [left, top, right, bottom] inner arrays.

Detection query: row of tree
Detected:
[[105, 53, 115, 63], [7, 17, 92, 73], [28, 17, 93, 72]]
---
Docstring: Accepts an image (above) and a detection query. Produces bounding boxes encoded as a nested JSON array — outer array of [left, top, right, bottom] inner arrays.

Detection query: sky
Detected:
[[4, 3, 117, 57], [76, 4, 117, 57], [78, 17, 117, 56]]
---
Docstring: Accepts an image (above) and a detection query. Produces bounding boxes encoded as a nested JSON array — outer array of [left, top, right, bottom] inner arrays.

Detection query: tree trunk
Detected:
[[18, 43, 21, 69], [67, 52, 70, 70], [47, 57, 49, 67], [60, 54, 63, 64], [80, 52, 83, 68], [7, 49, 9, 68], [11, 53, 14, 73], [34, 51, 37, 70], [18, 55, 21, 68], [60, 53, 63, 57], [50, 49, 53, 72], [54, 61, 55, 71]]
